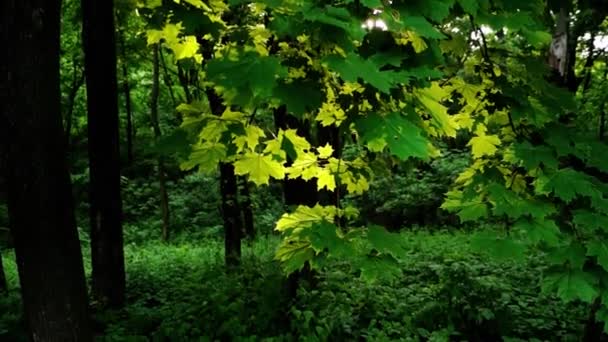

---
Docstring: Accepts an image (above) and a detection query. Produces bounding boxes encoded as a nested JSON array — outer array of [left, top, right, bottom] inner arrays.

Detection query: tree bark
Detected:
[[82, 0, 126, 308], [0, 249, 7, 294], [0, 0, 92, 339], [220, 163, 242, 266], [150, 45, 171, 242], [239, 176, 255, 240], [118, 27, 134, 166]]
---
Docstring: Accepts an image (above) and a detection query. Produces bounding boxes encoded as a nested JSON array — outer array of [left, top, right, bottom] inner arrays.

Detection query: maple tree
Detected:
[[59, 0, 608, 335]]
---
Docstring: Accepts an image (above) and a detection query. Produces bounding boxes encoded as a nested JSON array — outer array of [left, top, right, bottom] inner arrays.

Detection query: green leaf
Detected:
[[487, 182, 528, 219], [468, 134, 501, 158], [206, 51, 285, 105], [356, 112, 430, 160], [513, 217, 561, 246], [401, 16, 446, 39], [357, 255, 402, 282], [273, 80, 323, 116], [441, 190, 487, 222], [324, 53, 396, 93], [513, 142, 558, 170], [542, 268, 598, 303], [540, 168, 601, 203], [470, 231, 526, 261], [457, 0, 479, 14], [588, 241, 608, 272], [275, 239, 314, 274], [573, 210, 608, 233], [233, 152, 285, 186], [367, 225, 407, 259]]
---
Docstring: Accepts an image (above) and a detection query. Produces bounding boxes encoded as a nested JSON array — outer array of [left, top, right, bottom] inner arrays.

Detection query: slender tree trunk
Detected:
[[150, 45, 171, 242], [1, 0, 92, 339], [64, 64, 85, 150], [204, 86, 242, 266], [239, 176, 255, 240], [220, 163, 242, 266], [118, 28, 134, 166], [0, 249, 7, 294], [159, 48, 177, 106], [599, 59, 608, 141], [177, 65, 193, 103], [82, 0, 126, 308]]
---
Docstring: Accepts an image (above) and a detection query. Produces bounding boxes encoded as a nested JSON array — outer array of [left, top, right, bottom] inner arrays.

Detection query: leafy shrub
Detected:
[[354, 146, 469, 230]]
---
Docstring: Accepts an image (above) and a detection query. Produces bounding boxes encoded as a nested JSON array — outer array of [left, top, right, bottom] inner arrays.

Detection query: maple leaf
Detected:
[[356, 112, 430, 160], [468, 134, 501, 158], [316, 168, 336, 191], [275, 205, 337, 233], [414, 83, 459, 137], [542, 269, 598, 303], [588, 241, 608, 272], [233, 152, 285, 186], [317, 143, 334, 159], [180, 142, 226, 173], [540, 168, 601, 203]]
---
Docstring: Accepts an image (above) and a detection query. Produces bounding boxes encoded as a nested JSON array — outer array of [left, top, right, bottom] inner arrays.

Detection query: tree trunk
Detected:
[[82, 0, 126, 308], [239, 176, 255, 240], [0, 0, 93, 339], [204, 85, 243, 266], [220, 163, 242, 266], [118, 28, 134, 166], [0, 249, 7, 294], [150, 45, 171, 242], [548, 6, 607, 341], [64, 63, 85, 151], [273, 106, 319, 207]]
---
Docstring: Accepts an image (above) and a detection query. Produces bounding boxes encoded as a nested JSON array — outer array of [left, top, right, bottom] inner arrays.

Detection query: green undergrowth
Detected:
[[1, 231, 588, 341]]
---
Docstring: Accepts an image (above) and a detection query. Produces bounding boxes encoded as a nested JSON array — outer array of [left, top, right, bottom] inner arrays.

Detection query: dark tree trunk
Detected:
[[273, 106, 319, 301], [82, 0, 126, 308], [0, 250, 7, 293], [220, 163, 242, 266], [118, 28, 134, 166], [239, 176, 255, 240], [177, 65, 193, 103], [273, 106, 319, 207], [150, 45, 171, 242], [0, 0, 92, 339], [204, 86, 243, 266]]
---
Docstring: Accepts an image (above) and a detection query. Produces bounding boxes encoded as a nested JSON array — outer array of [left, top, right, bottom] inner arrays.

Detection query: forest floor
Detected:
[[0, 230, 589, 341]]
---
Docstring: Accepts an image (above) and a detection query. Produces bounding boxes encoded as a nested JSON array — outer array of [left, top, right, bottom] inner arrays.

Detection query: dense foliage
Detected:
[[2, 0, 608, 340]]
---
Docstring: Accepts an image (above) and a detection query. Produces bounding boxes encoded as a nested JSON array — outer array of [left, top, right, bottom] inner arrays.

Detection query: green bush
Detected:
[[354, 146, 470, 230], [0, 232, 587, 341]]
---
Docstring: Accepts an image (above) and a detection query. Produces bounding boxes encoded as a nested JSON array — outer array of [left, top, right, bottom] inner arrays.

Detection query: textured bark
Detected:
[[118, 28, 134, 166], [150, 45, 171, 242], [0, 0, 92, 339], [82, 0, 126, 308], [0, 250, 6, 293], [239, 176, 255, 240]]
